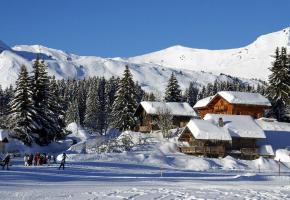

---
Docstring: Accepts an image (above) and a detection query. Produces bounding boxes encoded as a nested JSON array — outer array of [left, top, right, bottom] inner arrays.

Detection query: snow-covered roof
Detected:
[[184, 119, 232, 141], [0, 129, 9, 142], [259, 145, 274, 156], [193, 91, 271, 108], [193, 96, 214, 108], [140, 101, 198, 117], [204, 114, 266, 139], [217, 91, 271, 106]]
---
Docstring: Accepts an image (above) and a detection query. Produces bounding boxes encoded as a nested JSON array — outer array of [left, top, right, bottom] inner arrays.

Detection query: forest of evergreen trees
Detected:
[[0, 46, 288, 146]]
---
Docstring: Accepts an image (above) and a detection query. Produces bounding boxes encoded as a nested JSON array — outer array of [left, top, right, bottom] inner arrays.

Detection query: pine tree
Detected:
[[48, 76, 65, 140], [96, 77, 107, 134], [185, 82, 199, 106], [197, 86, 206, 100], [30, 57, 57, 144], [164, 72, 182, 102], [65, 98, 80, 125], [84, 79, 98, 130], [9, 65, 38, 145], [135, 81, 144, 103], [266, 47, 290, 121], [77, 80, 87, 125], [106, 76, 119, 128], [111, 66, 137, 131]]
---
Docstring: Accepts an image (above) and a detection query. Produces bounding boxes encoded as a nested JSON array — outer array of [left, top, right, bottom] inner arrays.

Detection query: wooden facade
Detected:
[[196, 95, 269, 119], [178, 127, 262, 159], [178, 127, 229, 158], [229, 137, 259, 160], [135, 108, 192, 133]]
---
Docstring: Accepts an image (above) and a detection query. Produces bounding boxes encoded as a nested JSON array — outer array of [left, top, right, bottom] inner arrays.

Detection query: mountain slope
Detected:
[[128, 28, 290, 80], [0, 28, 289, 92]]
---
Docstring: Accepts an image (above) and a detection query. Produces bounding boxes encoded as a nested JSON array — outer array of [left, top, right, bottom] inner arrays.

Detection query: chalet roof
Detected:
[[193, 96, 214, 108], [139, 101, 198, 117], [193, 91, 271, 108], [0, 129, 9, 142], [217, 91, 271, 106], [184, 119, 232, 141], [204, 114, 266, 139]]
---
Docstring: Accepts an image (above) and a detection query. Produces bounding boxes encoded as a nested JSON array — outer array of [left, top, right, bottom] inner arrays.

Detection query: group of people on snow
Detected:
[[23, 152, 67, 169], [0, 152, 67, 170], [23, 153, 56, 166]]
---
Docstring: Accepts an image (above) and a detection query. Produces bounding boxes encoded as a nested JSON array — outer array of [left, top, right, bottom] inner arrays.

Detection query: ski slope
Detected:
[[1, 27, 290, 92]]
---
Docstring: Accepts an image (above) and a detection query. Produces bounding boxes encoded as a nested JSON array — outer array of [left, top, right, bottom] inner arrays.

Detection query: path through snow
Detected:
[[0, 160, 290, 199]]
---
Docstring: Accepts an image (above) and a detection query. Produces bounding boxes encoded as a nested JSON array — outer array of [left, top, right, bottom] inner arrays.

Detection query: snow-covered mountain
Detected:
[[128, 28, 290, 80], [0, 27, 289, 93]]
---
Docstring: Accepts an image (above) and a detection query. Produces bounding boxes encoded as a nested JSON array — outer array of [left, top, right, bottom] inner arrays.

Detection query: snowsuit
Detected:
[[2, 154, 10, 170], [58, 154, 67, 170]]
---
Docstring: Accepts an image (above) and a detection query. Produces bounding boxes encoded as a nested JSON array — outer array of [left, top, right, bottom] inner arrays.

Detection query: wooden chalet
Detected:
[[193, 91, 271, 119], [178, 119, 232, 157], [204, 114, 267, 159], [134, 101, 198, 133]]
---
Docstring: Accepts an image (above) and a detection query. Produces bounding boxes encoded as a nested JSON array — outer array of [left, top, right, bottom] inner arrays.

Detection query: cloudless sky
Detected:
[[1, 0, 290, 57]]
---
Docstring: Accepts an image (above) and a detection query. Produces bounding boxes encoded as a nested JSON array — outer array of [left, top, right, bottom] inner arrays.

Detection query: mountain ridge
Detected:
[[0, 27, 289, 92]]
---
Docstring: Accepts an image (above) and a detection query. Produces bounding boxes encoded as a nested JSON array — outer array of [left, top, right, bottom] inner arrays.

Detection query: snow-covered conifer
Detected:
[[164, 72, 182, 102], [111, 66, 137, 131]]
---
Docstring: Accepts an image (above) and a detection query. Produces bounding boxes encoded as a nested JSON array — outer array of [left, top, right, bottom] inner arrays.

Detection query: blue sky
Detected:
[[1, 0, 290, 57]]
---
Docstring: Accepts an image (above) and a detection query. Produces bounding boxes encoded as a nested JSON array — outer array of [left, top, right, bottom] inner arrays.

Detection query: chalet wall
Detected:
[[136, 108, 192, 132], [197, 96, 267, 119]]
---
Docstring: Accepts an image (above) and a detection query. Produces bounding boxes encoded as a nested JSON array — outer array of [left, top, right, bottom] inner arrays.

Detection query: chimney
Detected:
[[218, 117, 224, 127]]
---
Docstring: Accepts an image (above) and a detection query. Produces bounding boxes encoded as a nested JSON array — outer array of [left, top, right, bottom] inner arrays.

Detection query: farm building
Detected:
[[193, 91, 271, 119], [204, 114, 267, 159], [134, 101, 198, 133], [178, 119, 232, 157]]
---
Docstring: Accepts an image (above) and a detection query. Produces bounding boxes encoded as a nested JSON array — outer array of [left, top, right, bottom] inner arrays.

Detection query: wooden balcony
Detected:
[[241, 148, 258, 156], [179, 146, 225, 157]]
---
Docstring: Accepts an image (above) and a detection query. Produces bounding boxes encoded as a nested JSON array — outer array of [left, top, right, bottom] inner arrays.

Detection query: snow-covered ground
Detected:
[[1, 121, 290, 199], [1, 158, 290, 200]]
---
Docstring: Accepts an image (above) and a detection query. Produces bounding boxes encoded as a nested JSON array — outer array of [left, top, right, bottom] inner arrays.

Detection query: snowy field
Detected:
[[1, 158, 290, 200], [1, 121, 290, 200]]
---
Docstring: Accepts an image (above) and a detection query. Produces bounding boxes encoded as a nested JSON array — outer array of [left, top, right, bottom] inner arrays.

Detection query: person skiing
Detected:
[[2, 154, 10, 170], [24, 154, 28, 166], [47, 154, 51, 166], [58, 153, 67, 170]]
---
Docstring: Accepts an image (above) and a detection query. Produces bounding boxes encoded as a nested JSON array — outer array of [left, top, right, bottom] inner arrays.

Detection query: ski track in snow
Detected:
[[1, 160, 290, 200]]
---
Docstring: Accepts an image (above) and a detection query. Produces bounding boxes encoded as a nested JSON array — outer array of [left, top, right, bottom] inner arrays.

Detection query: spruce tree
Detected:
[[185, 82, 199, 106], [164, 72, 182, 102], [266, 47, 290, 121], [96, 77, 107, 134], [48, 76, 65, 139], [9, 65, 38, 145], [77, 80, 87, 125], [30, 58, 57, 144], [111, 66, 137, 131], [65, 98, 80, 125], [84, 79, 98, 130]]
